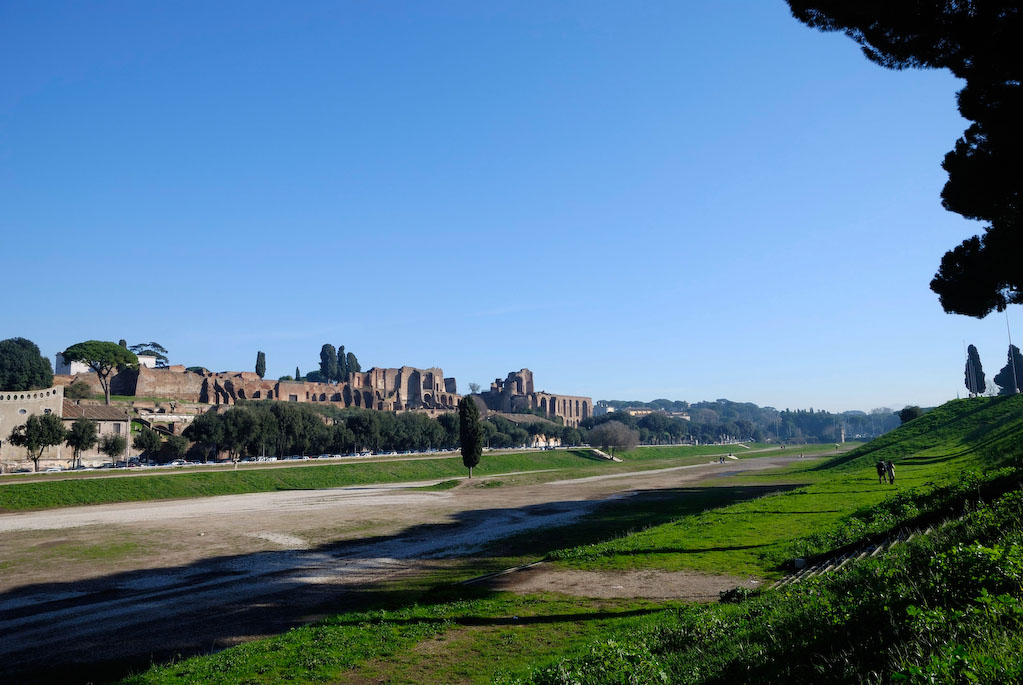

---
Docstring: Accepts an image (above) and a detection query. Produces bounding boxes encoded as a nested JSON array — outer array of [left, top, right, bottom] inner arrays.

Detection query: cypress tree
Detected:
[[295, 366, 301, 381], [255, 351, 266, 379], [337, 345, 347, 382], [458, 397, 483, 478], [347, 352, 361, 377], [994, 345, 1023, 395], [319, 344, 338, 382], [964, 344, 986, 396]]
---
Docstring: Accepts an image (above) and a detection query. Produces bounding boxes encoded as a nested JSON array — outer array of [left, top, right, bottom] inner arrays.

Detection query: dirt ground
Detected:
[[482, 564, 761, 602], [0, 454, 810, 684]]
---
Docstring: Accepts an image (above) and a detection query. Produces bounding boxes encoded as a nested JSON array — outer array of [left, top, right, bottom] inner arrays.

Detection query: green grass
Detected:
[[0, 442, 825, 511], [121, 590, 679, 685], [117, 396, 1023, 684], [547, 396, 1023, 578]]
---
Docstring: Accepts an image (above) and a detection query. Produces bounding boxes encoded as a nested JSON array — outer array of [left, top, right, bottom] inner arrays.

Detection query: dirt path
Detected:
[[0, 454, 812, 683]]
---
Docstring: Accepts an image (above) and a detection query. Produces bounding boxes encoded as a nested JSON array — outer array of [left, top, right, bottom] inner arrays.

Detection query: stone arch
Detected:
[[424, 393, 433, 407], [319, 393, 327, 402], [363, 391, 373, 408], [353, 391, 361, 407], [582, 401, 589, 419], [540, 397, 548, 414], [343, 385, 353, 407], [331, 392, 342, 402]]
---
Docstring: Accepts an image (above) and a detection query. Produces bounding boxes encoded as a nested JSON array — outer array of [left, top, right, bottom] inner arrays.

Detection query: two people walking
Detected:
[[876, 460, 896, 485]]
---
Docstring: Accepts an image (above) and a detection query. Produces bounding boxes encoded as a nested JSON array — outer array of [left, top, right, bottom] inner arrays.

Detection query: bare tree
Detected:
[[588, 420, 639, 457]]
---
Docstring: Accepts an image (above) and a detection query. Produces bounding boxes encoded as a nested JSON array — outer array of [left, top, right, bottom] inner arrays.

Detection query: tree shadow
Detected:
[[0, 483, 799, 684]]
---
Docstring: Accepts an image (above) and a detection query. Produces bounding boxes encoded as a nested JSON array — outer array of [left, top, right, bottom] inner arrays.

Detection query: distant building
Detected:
[[476, 369, 591, 427], [0, 386, 65, 469], [54, 353, 93, 375], [62, 400, 131, 461], [136, 354, 158, 369]]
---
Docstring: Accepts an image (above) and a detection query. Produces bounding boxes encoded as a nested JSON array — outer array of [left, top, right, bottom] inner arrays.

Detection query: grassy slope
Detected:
[[548, 396, 1023, 577]]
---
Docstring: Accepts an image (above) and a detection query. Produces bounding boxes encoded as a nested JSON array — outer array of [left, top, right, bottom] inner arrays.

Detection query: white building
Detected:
[[54, 353, 93, 375]]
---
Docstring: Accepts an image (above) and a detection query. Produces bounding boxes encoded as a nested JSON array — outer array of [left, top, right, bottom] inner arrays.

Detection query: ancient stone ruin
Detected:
[[477, 369, 591, 427]]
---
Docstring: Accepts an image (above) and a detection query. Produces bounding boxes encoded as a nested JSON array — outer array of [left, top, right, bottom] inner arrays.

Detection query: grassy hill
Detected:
[[111, 395, 1023, 683]]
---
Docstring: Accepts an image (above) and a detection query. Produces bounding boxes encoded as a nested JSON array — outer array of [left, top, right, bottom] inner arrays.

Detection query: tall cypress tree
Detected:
[[994, 345, 1023, 395], [319, 344, 338, 382], [255, 351, 266, 379], [337, 345, 347, 382], [458, 397, 483, 478], [964, 344, 986, 396], [346, 352, 361, 377], [295, 366, 301, 381]]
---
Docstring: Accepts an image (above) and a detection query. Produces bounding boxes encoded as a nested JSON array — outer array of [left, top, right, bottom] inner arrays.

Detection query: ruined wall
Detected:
[[106, 363, 462, 413], [478, 369, 590, 427], [136, 366, 205, 401]]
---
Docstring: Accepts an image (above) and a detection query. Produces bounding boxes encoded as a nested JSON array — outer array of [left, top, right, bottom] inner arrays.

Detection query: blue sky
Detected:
[[1, 1, 1016, 412]]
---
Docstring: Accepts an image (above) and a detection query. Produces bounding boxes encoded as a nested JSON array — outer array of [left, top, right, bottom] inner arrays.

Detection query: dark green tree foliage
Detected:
[[319, 344, 338, 383], [183, 411, 224, 463], [61, 341, 138, 405], [786, 2, 1023, 317], [9, 413, 67, 471], [994, 344, 1023, 395], [132, 426, 162, 460], [99, 434, 126, 461], [0, 337, 54, 391], [65, 417, 98, 469], [118, 339, 127, 348], [64, 382, 93, 400], [899, 406, 925, 424], [346, 352, 361, 377], [295, 366, 301, 381], [458, 397, 483, 478], [255, 351, 266, 379], [165, 435, 188, 461], [337, 345, 347, 381], [129, 342, 169, 367], [965, 344, 987, 396], [306, 370, 326, 383]]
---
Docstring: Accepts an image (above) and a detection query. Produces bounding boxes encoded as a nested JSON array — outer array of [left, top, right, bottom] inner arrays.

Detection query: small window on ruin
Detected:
[[114, 424, 121, 434]]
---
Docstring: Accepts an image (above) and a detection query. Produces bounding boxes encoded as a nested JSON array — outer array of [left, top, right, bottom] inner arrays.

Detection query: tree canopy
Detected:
[[129, 342, 169, 367], [965, 344, 987, 396], [458, 397, 483, 478], [66, 417, 98, 469], [0, 337, 53, 391], [994, 344, 1023, 394], [588, 420, 639, 455], [319, 344, 338, 382], [9, 413, 67, 471], [61, 341, 138, 405], [787, 2, 1023, 317], [255, 351, 266, 379]]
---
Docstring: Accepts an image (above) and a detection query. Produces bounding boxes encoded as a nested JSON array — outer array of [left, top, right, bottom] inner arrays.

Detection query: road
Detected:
[[0, 454, 811, 684]]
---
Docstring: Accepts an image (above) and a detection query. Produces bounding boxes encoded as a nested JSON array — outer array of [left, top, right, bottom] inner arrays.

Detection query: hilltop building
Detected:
[[476, 369, 592, 427]]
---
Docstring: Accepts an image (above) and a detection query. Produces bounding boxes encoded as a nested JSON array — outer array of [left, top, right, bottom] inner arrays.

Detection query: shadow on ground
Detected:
[[0, 483, 799, 684]]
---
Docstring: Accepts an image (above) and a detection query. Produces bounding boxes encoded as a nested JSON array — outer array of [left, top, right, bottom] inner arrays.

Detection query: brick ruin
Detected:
[[477, 369, 591, 427], [56, 365, 461, 412], [52, 364, 591, 425]]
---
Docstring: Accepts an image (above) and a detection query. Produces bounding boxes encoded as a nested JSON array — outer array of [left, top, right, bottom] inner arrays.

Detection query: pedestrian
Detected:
[[885, 460, 896, 485]]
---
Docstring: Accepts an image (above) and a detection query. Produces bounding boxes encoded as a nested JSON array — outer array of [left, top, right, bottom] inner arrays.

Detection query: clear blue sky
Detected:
[[1, 1, 1016, 412]]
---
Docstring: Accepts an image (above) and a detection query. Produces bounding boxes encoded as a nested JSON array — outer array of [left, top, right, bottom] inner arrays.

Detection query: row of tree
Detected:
[[252, 345, 363, 384], [964, 344, 1023, 397], [8, 414, 125, 471]]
